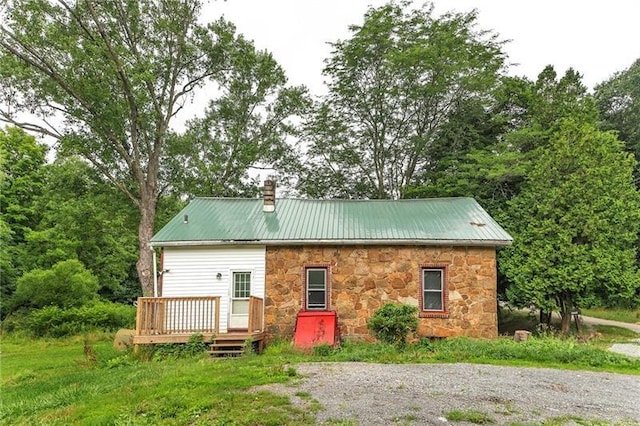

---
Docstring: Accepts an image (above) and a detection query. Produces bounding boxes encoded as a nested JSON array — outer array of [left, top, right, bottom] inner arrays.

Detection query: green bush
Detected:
[[368, 303, 418, 346], [312, 343, 335, 356], [25, 302, 136, 337], [148, 334, 210, 360], [13, 259, 99, 310]]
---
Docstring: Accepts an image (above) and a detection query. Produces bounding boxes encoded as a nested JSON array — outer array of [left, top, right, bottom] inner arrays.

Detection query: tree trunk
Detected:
[[559, 307, 572, 334], [136, 193, 157, 296], [539, 310, 552, 326]]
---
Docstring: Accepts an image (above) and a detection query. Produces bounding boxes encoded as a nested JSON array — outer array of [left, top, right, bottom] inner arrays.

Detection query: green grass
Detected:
[[446, 409, 495, 424], [1, 336, 315, 425], [499, 309, 639, 341], [580, 308, 640, 324], [538, 415, 611, 425], [2, 331, 640, 425], [592, 325, 639, 340]]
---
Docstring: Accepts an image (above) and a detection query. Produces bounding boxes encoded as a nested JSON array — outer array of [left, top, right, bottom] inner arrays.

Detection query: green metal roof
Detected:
[[151, 197, 512, 247]]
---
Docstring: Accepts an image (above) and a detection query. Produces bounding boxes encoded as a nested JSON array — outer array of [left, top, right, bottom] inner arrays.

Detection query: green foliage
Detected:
[[3, 302, 136, 337], [446, 409, 495, 424], [368, 303, 418, 346], [22, 157, 139, 300], [162, 34, 310, 199], [312, 343, 336, 356], [298, 1, 506, 199], [595, 58, 640, 180], [1, 0, 304, 297], [501, 119, 640, 330], [148, 334, 210, 360], [13, 259, 99, 311], [408, 68, 596, 214], [432, 336, 640, 369], [0, 127, 48, 317], [0, 215, 14, 318], [0, 127, 48, 242]]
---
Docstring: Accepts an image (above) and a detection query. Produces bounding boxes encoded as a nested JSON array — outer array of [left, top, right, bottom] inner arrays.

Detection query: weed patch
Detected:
[[446, 409, 495, 424]]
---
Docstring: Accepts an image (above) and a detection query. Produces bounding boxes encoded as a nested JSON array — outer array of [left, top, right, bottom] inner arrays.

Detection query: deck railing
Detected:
[[135, 296, 221, 336], [248, 296, 264, 333]]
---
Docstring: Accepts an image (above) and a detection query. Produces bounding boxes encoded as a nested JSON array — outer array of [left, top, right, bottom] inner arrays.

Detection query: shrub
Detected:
[[150, 334, 209, 360], [26, 301, 136, 337], [312, 343, 335, 356], [368, 303, 418, 346], [13, 259, 98, 310]]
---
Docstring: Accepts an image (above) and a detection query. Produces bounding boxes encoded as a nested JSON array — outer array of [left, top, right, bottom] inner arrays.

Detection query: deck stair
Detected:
[[208, 332, 264, 357]]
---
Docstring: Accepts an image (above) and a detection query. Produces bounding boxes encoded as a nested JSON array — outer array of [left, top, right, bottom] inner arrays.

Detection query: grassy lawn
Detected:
[[1, 336, 314, 425], [2, 327, 639, 425], [580, 307, 640, 324]]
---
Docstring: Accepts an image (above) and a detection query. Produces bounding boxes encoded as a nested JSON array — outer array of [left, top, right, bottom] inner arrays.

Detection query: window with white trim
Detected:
[[422, 268, 444, 311], [306, 268, 327, 310], [232, 272, 251, 315]]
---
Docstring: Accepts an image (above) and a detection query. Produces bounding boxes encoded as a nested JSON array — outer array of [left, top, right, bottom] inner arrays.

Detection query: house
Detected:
[[133, 180, 512, 349]]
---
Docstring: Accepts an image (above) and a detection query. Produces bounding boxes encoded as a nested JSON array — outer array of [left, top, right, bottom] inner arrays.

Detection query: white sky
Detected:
[[205, 0, 640, 94]]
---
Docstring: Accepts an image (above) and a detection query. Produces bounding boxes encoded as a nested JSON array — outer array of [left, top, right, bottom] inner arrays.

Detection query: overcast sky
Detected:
[[204, 0, 640, 94]]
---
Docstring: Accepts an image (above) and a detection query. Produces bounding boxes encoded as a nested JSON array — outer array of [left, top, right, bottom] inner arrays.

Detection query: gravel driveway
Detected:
[[259, 363, 640, 425]]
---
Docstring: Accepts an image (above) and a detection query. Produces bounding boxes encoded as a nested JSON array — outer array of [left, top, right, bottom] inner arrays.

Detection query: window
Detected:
[[232, 272, 251, 315], [422, 268, 444, 312], [233, 272, 251, 298], [306, 268, 327, 310]]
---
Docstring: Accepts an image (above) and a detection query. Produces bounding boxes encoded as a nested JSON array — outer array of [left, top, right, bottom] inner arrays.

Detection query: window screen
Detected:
[[422, 269, 443, 311], [233, 272, 251, 298], [306, 268, 327, 310]]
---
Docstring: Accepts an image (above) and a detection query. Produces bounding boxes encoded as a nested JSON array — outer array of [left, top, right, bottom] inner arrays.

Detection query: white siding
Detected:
[[161, 245, 266, 333]]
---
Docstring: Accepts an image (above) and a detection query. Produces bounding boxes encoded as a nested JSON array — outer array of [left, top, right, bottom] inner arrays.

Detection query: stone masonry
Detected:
[[264, 245, 498, 342]]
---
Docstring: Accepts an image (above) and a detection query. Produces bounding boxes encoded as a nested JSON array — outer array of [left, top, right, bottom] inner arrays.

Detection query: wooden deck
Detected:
[[133, 296, 265, 351]]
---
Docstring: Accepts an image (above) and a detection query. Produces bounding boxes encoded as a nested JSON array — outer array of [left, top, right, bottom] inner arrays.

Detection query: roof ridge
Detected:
[[191, 197, 475, 202]]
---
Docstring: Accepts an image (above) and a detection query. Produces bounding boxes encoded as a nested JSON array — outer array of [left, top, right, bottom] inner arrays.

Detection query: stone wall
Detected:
[[264, 245, 498, 342]]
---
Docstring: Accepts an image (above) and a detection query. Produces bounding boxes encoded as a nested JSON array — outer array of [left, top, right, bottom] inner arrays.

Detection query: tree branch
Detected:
[[84, 0, 144, 181], [0, 109, 62, 139]]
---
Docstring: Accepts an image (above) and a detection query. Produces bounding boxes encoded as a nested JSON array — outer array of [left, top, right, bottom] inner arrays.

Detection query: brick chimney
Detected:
[[263, 179, 276, 212]]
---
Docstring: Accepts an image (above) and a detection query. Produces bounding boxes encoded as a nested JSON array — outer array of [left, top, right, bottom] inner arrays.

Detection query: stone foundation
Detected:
[[264, 245, 498, 342]]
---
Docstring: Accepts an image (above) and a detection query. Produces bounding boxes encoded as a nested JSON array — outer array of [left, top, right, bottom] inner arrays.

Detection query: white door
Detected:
[[229, 271, 251, 330]]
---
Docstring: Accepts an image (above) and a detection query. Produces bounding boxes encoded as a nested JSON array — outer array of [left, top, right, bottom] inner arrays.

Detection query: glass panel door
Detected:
[[229, 272, 251, 329]]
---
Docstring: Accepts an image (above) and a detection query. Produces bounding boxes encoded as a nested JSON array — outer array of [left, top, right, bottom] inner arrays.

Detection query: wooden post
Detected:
[[214, 296, 220, 334], [572, 311, 581, 334]]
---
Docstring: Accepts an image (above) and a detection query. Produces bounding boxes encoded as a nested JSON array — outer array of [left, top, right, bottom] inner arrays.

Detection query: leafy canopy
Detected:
[[22, 156, 139, 301], [501, 119, 640, 327], [0, 0, 305, 295], [595, 57, 640, 183], [13, 259, 99, 310], [298, 1, 506, 199]]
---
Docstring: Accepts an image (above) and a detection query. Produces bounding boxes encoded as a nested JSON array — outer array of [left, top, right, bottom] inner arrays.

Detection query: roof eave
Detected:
[[150, 238, 513, 248]]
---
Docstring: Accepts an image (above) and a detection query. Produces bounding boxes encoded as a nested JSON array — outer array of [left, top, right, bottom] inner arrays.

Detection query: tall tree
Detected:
[[0, 0, 293, 295], [0, 127, 47, 243], [0, 126, 48, 316], [408, 67, 596, 214], [298, 1, 505, 199], [501, 120, 640, 333], [595, 58, 640, 184], [23, 156, 139, 301], [162, 36, 309, 199]]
